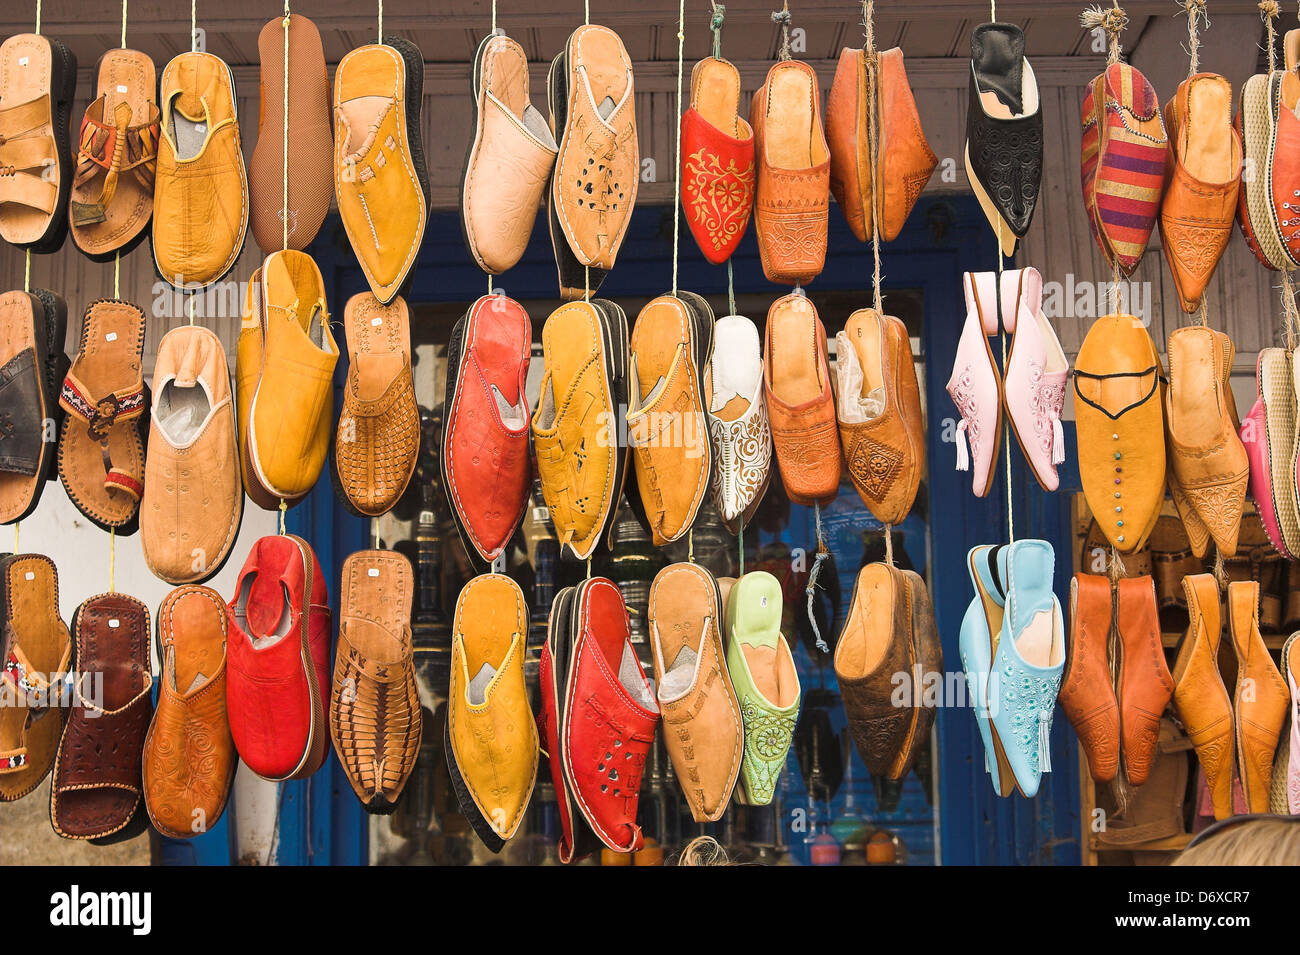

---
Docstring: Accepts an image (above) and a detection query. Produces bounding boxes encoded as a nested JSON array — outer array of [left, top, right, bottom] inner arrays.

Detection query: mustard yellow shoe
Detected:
[[446, 573, 538, 852], [238, 250, 338, 506]]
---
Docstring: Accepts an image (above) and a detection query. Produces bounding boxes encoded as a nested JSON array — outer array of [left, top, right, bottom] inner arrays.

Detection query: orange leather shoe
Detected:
[[1227, 580, 1290, 813], [1072, 314, 1166, 554], [1116, 576, 1174, 786], [1171, 573, 1235, 819], [1060, 573, 1120, 783], [834, 308, 923, 525], [142, 585, 236, 838], [764, 293, 840, 506], [751, 60, 829, 286], [1165, 326, 1248, 556], [1159, 74, 1241, 313]]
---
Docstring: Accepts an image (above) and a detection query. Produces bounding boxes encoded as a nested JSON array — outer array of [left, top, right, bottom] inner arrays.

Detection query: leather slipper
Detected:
[[547, 24, 638, 300], [462, 32, 557, 275], [628, 292, 713, 546], [249, 14, 332, 253], [69, 48, 159, 262], [0, 291, 53, 525], [0, 33, 77, 252], [330, 550, 420, 813], [57, 298, 148, 532], [334, 292, 418, 517], [0, 554, 71, 802], [681, 56, 754, 264], [50, 592, 153, 840]]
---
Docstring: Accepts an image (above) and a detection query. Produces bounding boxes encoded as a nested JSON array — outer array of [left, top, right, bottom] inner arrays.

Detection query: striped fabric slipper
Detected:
[[1081, 63, 1168, 276]]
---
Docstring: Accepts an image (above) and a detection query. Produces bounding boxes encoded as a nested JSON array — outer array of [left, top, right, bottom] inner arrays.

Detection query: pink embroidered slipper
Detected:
[[1001, 267, 1068, 492], [946, 272, 1002, 497]]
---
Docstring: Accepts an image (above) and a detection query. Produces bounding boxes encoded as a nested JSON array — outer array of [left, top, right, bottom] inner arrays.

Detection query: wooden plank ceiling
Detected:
[[0, 0, 1208, 69]]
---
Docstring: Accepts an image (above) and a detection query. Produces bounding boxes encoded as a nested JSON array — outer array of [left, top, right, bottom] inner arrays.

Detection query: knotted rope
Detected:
[[772, 2, 792, 61], [1080, 3, 1128, 65]]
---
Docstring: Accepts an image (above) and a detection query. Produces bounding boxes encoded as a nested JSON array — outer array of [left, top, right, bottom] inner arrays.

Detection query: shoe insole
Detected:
[[345, 294, 408, 402], [692, 56, 740, 137], [1015, 605, 1060, 669], [650, 563, 716, 699], [632, 296, 690, 407], [454, 573, 522, 701], [619, 641, 656, 710], [483, 35, 529, 120], [835, 564, 895, 678], [156, 379, 212, 445], [769, 296, 823, 405], [1183, 75, 1235, 184], [539, 303, 601, 424], [765, 63, 823, 169], [743, 641, 798, 709], [165, 590, 225, 694], [846, 310, 885, 397], [572, 26, 631, 124], [1168, 328, 1222, 445], [0, 35, 55, 243]]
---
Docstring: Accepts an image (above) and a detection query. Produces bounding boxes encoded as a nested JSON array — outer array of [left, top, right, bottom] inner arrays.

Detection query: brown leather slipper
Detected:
[[0, 291, 51, 525], [249, 14, 332, 253], [57, 299, 147, 532], [69, 48, 159, 262], [50, 592, 153, 840], [0, 554, 71, 802]]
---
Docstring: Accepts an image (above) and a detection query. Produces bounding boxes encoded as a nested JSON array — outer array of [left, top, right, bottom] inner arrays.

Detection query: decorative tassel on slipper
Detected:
[[1051, 417, 1065, 466], [1038, 709, 1053, 774], [955, 419, 970, 472]]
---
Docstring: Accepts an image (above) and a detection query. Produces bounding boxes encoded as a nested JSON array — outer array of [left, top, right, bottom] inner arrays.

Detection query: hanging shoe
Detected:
[[1171, 573, 1235, 820], [763, 292, 840, 506], [1240, 348, 1300, 558], [959, 544, 1014, 796], [1268, 70, 1300, 268], [1227, 579, 1289, 813], [1165, 326, 1248, 556], [988, 539, 1065, 799], [680, 55, 754, 264], [751, 59, 830, 285], [462, 32, 557, 275], [707, 315, 772, 532], [547, 25, 638, 299], [1235, 71, 1289, 271], [1282, 631, 1300, 813], [0, 33, 77, 253], [1159, 73, 1240, 312], [1001, 267, 1068, 492], [1080, 62, 1167, 276], [1059, 573, 1120, 784], [1115, 576, 1174, 786], [946, 272, 1002, 497], [0, 289, 65, 525], [1072, 314, 1166, 554], [69, 48, 159, 261], [834, 308, 923, 525], [965, 22, 1042, 256]]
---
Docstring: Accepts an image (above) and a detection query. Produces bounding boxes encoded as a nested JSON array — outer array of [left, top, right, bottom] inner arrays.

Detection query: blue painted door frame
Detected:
[[166, 194, 1082, 865]]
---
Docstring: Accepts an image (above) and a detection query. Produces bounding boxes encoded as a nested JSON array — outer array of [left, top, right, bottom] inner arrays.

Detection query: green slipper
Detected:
[[725, 571, 801, 806]]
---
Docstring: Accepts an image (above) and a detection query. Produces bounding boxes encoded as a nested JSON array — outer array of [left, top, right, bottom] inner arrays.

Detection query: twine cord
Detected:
[[492, 0, 497, 36], [726, 259, 736, 315], [121, 0, 128, 47], [109, 528, 116, 592], [999, 240, 1014, 544], [585, 0, 590, 26], [114, 252, 120, 298], [1183, 0, 1208, 76], [738, 514, 744, 575], [24, 249, 30, 292], [1281, 270, 1299, 350], [772, 3, 792, 61], [188, 290, 196, 326], [1080, 3, 1127, 64], [12, 523, 17, 554], [35, 0, 41, 35], [863, 1, 883, 313], [670, 0, 686, 296], [709, 2, 725, 59], [278, 498, 287, 535], [1262, 1, 1279, 74], [283, 2, 290, 251], [377, 0, 383, 44], [191, 0, 198, 51]]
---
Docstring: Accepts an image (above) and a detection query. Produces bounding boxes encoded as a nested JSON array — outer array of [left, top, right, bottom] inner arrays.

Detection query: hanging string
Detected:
[[1183, 0, 1207, 76], [187, 290, 196, 325], [278, 498, 287, 535], [738, 514, 745, 576], [772, 2, 792, 61], [491, 0, 497, 35], [113, 253, 120, 298], [999, 239, 1015, 544], [688, 528, 695, 563], [377, 0, 383, 44], [709, 1, 725, 59], [109, 528, 116, 592], [1081, 3, 1127, 66], [1198, 298, 1209, 328], [120, 0, 128, 46], [670, 0, 686, 296], [283, 1, 291, 251], [584, 265, 590, 302], [990, 0, 996, 21], [884, 524, 894, 565], [863, 1, 883, 314], [586, 554, 592, 579], [726, 260, 736, 315], [1262, 1, 1280, 73], [35, 0, 41, 34], [806, 503, 829, 653], [12, 523, 18, 554], [191, 0, 198, 51], [23, 250, 30, 292], [1281, 270, 1299, 351], [585, 0, 590, 26]]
